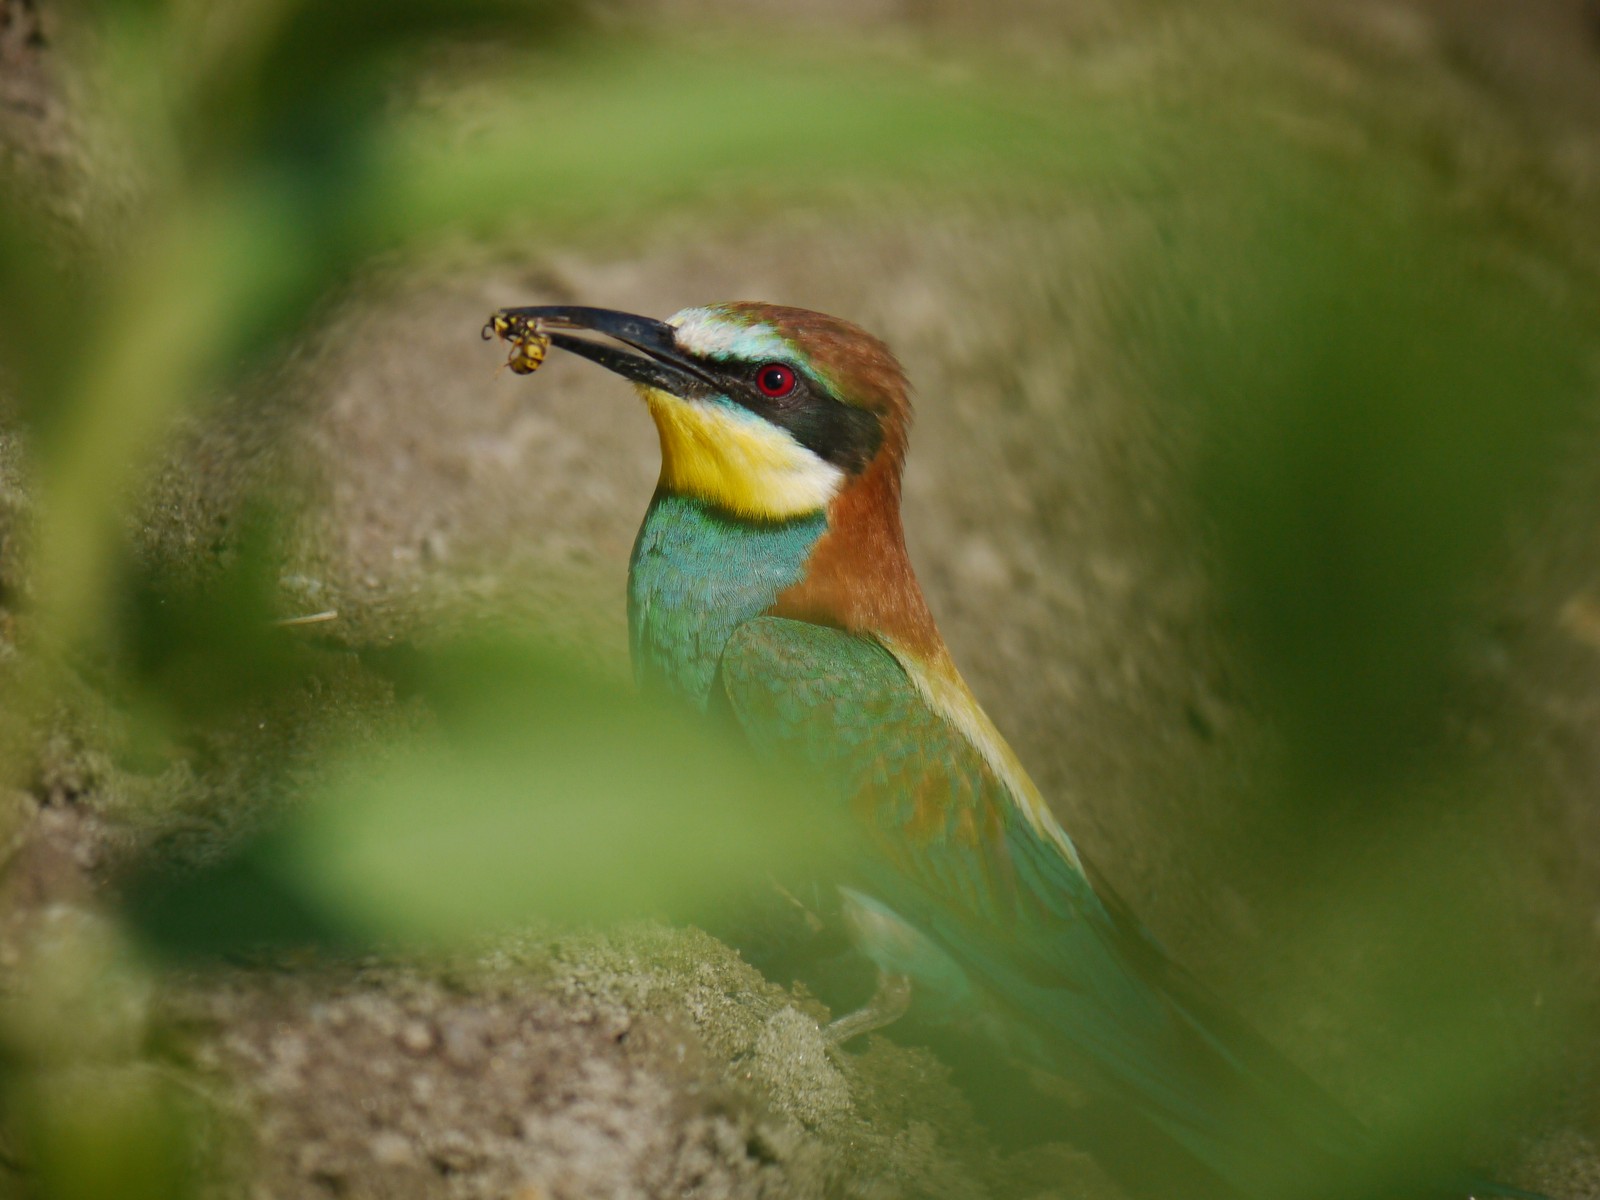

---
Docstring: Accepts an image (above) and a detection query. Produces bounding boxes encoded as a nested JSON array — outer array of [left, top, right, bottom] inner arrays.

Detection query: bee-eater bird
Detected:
[[484, 302, 1539, 1200]]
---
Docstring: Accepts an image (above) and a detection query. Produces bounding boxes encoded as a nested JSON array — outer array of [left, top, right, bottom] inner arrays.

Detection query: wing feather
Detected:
[[715, 616, 1368, 1186]]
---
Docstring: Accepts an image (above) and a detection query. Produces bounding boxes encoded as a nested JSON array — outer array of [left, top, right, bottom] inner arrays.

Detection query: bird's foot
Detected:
[[822, 971, 912, 1048]]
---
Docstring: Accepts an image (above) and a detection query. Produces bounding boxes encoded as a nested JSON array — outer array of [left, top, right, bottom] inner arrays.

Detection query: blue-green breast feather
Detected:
[[628, 493, 826, 707]]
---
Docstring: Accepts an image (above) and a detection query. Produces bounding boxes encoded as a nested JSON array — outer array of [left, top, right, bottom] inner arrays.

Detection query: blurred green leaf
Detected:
[[27, 184, 315, 652], [1, 3, 1594, 1193], [1127, 157, 1594, 795], [296, 638, 851, 940], [4, 14, 1157, 666], [359, 41, 1147, 244], [1100, 129, 1594, 1187], [106, 503, 317, 732], [14, 1068, 199, 1200], [123, 828, 365, 959], [168, 1, 580, 254], [127, 637, 850, 954]]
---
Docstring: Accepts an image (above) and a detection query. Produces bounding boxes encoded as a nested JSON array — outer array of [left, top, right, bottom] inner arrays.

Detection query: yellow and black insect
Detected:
[[483, 312, 551, 376]]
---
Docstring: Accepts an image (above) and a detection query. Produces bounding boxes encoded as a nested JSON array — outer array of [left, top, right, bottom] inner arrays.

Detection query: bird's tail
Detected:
[[977, 865, 1547, 1200]]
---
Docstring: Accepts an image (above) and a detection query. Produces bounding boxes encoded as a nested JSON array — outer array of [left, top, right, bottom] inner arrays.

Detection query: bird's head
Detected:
[[490, 299, 941, 654], [491, 301, 911, 521]]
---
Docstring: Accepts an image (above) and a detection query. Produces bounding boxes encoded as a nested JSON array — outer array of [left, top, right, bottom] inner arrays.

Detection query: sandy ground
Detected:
[[4, 0, 1600, 1196]]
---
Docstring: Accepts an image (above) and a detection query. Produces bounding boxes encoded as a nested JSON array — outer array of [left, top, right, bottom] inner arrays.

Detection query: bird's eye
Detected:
[[755, 363, 797, 399]]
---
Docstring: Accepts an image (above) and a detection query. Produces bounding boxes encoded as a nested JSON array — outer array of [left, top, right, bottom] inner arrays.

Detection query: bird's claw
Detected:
[[822, 971, 912, 1049]]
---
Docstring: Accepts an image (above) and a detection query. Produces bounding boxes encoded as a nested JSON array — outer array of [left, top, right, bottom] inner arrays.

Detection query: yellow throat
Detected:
[[639, 386, 844, 520]]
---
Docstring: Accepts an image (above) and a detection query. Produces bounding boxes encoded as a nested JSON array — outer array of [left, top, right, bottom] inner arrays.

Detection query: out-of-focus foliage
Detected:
[[1112, 133, 1598, 1194], [0, 4, 1160, 1193], [292, 639, 842, 939], [129, 636, 845, 951], [1131, 162, 1591, 794], [0, 4, 1145, 660], [15, 1069, 196, 1200], [0, 0, 1595, 1197]]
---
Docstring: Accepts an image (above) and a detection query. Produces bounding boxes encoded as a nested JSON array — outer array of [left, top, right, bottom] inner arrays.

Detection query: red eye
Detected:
[[756, 363, 797, 398]]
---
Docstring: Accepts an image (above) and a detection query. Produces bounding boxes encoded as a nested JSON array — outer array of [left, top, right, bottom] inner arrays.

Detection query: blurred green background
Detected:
[[0, 0, 1598, 1196]]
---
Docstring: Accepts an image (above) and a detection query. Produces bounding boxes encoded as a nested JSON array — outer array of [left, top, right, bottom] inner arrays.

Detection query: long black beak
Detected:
[[488, 305, 717, 398]]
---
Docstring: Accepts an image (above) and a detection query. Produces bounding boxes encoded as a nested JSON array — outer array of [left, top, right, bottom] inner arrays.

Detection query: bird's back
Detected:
[[714, 614, 1376, 1200]]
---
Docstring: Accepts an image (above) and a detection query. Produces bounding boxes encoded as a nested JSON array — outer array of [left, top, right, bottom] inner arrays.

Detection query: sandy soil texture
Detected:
[[3, 0, 1600, 1197]]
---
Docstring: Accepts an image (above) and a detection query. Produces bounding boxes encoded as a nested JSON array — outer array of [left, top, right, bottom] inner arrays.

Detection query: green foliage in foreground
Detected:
[[127, 636, 845, 950], [0, 0, 1595, 1197]]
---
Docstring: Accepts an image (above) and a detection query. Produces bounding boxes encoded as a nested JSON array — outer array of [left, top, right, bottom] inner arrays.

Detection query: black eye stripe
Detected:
[[705, 358, 882, 473]]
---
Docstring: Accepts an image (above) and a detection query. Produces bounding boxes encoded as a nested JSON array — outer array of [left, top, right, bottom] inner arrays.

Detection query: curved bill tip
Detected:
[[484, 305, 713, 397]]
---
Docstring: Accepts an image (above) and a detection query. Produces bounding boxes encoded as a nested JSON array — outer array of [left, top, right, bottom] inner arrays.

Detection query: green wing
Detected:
[[714, 616, 1366, 1185], [716, 620, 1189, 1088]]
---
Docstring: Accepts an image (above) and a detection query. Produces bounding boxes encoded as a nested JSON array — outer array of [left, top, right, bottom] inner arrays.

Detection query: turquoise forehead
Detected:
[[667, 306, 840, 393]]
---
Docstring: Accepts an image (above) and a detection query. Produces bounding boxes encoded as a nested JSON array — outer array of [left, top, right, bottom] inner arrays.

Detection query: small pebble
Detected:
[[398, 1020, 434, 1055]]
